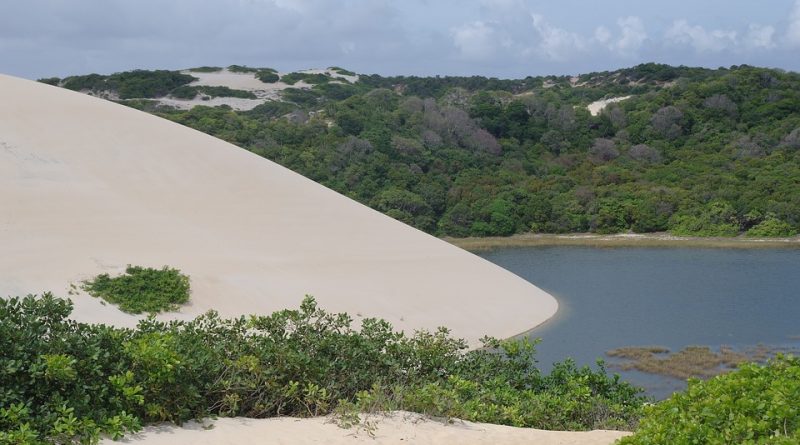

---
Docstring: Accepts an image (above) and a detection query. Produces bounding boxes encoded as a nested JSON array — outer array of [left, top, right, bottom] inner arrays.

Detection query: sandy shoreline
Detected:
[[446, 232, 800, 251], [103, 411, 630, 445]]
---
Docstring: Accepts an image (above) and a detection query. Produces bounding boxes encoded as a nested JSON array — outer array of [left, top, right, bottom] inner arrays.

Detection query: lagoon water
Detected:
[[479, 246, 800, 399]]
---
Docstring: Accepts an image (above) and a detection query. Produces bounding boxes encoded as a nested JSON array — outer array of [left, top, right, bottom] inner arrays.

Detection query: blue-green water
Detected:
[[479, 246, 800, 399]]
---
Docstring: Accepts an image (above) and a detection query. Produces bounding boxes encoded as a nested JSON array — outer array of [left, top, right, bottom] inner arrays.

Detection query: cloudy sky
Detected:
[[2, 0, 800, 79]]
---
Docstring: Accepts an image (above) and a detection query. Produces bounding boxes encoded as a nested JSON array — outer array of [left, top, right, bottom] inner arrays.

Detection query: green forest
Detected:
[[44, 64, 800, 238]]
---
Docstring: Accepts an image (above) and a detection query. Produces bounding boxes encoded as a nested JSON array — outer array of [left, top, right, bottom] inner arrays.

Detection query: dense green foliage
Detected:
[[171, 85, 257, 100], [330, 66, 357, 76], [0, 294, 644, 444], [227, 65, 261, 73], [619, 355, 800, 444], [256, 68, 280, 83], [82, 266, 190, 314], [59, 70, 196, 99], [280, 72, 333, 85], [46, 63, 800, 237], [187, 66, 222, 73], [141, 64, 800, 237], [0, 296, 140, 444]]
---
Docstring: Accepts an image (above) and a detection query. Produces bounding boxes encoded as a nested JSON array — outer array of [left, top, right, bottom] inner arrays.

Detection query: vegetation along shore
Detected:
[[446, 232, 800, 251]]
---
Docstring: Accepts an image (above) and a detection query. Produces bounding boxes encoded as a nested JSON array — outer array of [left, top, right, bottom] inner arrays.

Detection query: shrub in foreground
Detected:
[[619, 355, 800, 445], [82, 265, 190, 314], [0, 294, 644, 444]]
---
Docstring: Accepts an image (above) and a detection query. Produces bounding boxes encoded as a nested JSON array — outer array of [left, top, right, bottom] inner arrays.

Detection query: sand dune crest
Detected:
[[0, 74, 557, 346]]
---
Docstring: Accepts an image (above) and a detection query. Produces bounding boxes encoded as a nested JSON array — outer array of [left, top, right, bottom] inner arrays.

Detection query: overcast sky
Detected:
[[2, 0, 800, 80]]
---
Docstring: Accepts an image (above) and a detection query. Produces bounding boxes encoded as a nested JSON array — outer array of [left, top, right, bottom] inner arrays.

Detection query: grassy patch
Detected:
[[171, 85, 257, 99], [607, 344, 796, 380], [82, 265, 190, 314], [281, 72, 332, 85], [227, 64, 260, 73]]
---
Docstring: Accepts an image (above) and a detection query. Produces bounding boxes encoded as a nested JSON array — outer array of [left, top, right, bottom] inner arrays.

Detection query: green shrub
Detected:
[[669, 201, 740, 237], [256, 70, 280, 83], [61, 70, 196, 99], [107, 70, 196, 99], [313, 82, 359, 100], [281, 72, 331, 85], [170, 85, 200, 99], [82, 265, 190, 314], [619, 355, 800, 444], [329, 66, 357, 76], [227, 65, 259, 73], [187, 66, 222, 73], [281, 88, 322, 106], [171, 86, 256, 100], [746, 216, 798, 237], [0, 295, 645, 443], [0, 294, 141, 444], [36, 77, 61, 86], [62, 74, 107, 92]]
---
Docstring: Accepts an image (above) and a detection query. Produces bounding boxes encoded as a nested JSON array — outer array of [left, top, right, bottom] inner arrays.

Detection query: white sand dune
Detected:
[[587, 96, 631, 116], [103, 411, 629, 445], [155, 68, 356, 110], [0, 74, 557, 347]]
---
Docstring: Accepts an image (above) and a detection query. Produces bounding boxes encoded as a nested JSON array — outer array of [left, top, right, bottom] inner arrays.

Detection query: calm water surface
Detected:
[[479, 246, 800, 398]]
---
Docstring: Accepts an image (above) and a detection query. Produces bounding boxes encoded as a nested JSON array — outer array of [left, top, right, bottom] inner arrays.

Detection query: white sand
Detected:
[[103, 411, 629, 445], [155, 68, 356, 110], [0, 74, 557, 347], [587, 96, 631, 116]]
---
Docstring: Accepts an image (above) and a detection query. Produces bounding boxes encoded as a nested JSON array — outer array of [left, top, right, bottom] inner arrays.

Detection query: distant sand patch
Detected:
[[587, 96, 631, 116], [151, 68, 359, 110]]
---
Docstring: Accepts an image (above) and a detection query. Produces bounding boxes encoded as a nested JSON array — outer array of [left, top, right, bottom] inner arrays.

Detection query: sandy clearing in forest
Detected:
[[150, 68, 355, 110], [587, 96, 631, 116]]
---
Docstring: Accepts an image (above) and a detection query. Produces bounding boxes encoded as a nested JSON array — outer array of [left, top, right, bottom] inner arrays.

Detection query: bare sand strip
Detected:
[[587, 96, 631, 116], [103, 412, 629, 445], [0, 74, 557, 347], [447, 233, 800, 251]]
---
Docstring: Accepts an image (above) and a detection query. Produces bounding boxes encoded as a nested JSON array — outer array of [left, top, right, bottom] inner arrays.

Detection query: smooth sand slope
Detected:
[[0, 74, 557, 346], [103, 411, 629, 445]]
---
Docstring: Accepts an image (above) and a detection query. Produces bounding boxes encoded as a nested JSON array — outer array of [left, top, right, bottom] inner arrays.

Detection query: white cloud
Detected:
[[451, 21, 497, 59], [530, 14, 586, 60], [479, 0, 525, 11], [594, 26, 611, 44], [666, 19, 737, 52], [787, 0, 800, 46], [271, 0, 310, 13], [745, 24, 775, 50], [612, 16, 647, 56]]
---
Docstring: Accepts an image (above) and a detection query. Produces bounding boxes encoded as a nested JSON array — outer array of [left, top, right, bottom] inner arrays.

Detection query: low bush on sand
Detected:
[[82, 265, 190, 314], [0, 294, 643, 444]]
